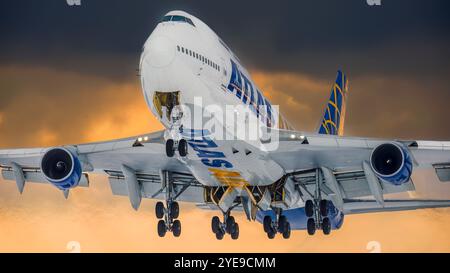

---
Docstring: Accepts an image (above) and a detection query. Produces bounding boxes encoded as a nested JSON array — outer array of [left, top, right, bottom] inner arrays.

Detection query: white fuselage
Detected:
[[139, 11, 288, 187]]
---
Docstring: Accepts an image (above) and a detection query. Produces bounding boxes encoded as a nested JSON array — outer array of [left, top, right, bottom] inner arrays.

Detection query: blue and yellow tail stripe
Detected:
[[318, 70, 348, 136]]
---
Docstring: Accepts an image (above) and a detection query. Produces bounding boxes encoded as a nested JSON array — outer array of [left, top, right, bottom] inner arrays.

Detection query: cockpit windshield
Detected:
[[160, 15, 195, 27]]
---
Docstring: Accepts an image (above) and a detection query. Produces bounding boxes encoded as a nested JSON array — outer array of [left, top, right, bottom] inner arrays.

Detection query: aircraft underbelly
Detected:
[[180, 133, 285, 187]]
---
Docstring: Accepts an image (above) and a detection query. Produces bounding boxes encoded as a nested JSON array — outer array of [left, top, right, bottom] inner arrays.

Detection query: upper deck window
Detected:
[[161, 15, 195, 27]]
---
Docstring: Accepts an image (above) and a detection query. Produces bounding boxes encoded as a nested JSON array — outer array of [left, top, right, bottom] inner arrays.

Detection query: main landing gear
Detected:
[[155, 170, 182, 237], [305, 169, 332, 236], [263, 208, 291, 239], [156, 200, 181, 237], [211, 211, 240, 240], [166, 138, 188, 157], [305, 199, 332, 235]]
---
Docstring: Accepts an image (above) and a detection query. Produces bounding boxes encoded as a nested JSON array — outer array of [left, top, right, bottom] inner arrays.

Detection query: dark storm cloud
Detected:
[[1, 0, 449, 79]]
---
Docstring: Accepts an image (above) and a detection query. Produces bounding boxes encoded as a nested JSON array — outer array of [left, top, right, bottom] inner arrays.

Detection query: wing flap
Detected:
[[344, 199, 450, 214], [107, 170, 204, 203], [1, 168, 89, 187]]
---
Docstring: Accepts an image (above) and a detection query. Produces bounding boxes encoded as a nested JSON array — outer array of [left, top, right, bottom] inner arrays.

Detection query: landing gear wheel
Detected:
[[307, 218, 316, 236], [263, 216, 272, 233], [155, 202, 165, 219], [157, 220, 167, 237], [170, 202, 180, 219], [166, 139, 174, 157], [305, 200, 314, 218], [319, 199, 329, 217], [282, 222, 291, 239], [278, 215, 287, 233], [172, 220, 182, 237], [267, 228, 276, 239], [211, 216, 221, 234], [231, 223, 239, 240], [215, 230, 225, 240], [178, 139, 188, 157], [322, 217, 331, 235], [226, 216, 235, 234]]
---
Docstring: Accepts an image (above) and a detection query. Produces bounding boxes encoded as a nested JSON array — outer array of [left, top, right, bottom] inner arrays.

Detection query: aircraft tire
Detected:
[[178, 139, 188, 157], [282, 222, 291, 239], [211, 216, 221, 234], [216, 230, 225, 240], [157, 220, 167, 237], [307, 218, 316, 236], [226, 216, 235, 234], [305, 200, 314, 218], [155, 201, 165, 219], [267, 228, 276, 239], [231, 223, 239, 240], [170, 201, 180, 219], [319, 199, 329, 217], [263, 216, 272, 233], [166, 139, 175, 157], [172, 220, 181, 237], [322, 217, 331, 235], [278, 215, 287, 233]]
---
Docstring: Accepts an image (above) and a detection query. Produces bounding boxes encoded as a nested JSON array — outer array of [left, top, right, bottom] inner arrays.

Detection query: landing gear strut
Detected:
[[305, 169, 332, 236], [263, 208, 291, 239], [211, 211, 240, 240], [165, 102, 188, 158], [155, 171, 182, 237]]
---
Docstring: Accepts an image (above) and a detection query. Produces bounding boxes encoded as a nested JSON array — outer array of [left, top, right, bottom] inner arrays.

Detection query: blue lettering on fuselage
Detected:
[[227, 61, 243, 100], [226, 60, 273, 127], [181, 129, 233, 169]]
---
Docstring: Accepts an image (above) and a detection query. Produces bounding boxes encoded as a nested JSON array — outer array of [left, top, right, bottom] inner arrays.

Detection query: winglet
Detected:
[[318, 70, 349, 136]]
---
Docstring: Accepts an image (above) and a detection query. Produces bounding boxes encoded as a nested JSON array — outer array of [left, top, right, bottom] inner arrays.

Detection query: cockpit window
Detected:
[[185, 18, 195, 26], [161, 15, 172, 22], [160, 15, 195, 27], [171, 15, 185, 22]]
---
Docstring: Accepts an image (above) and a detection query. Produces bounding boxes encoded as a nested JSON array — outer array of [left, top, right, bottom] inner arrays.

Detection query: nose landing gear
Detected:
[[211, 212, 240, 240], [165, 103, 188, 158], [165, 138, 188, 158]]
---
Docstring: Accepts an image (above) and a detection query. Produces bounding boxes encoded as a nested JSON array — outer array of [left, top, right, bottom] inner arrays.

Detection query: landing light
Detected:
[[138, 137, 143, 142], [290, 134, 296, 139], [144, 136, 149, 141]]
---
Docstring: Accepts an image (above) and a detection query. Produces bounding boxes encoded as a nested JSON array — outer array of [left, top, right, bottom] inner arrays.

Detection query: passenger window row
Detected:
[[177, 45, 221, 72]]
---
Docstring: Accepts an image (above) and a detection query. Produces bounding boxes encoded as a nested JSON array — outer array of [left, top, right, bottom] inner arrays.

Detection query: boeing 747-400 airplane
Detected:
[[2, 10, 450, 240]]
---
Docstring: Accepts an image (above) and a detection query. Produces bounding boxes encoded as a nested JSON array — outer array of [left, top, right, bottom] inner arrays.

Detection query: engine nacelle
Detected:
[[370, 142, 413, 185], [40, 147, 82, 190]]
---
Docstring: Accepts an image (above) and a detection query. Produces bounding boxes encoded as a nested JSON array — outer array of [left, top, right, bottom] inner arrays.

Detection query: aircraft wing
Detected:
[[2, 127, 450, 217], [266, 129, 450, 213], [0, 130, 206, 209]]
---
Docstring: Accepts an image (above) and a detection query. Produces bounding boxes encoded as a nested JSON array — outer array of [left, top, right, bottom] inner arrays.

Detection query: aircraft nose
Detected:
[[143, 35, 176, 68]]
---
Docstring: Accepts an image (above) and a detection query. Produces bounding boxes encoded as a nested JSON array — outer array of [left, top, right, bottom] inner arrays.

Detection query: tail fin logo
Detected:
[[318, 71, 348, 136]]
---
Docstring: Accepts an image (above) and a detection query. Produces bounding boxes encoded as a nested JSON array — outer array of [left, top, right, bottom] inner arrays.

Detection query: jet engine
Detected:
[[370, 142, 413, 185], [40, 147, 82, 190]]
